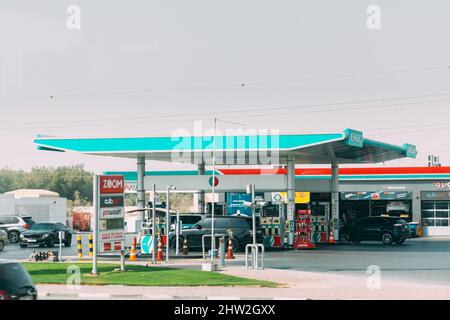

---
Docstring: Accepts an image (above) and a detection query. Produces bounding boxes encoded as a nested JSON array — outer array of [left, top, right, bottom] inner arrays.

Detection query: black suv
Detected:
[[169, 215, 263, 252], [343, 216, 411, 245], [19, 222, 72, 248], [0, 260, 37, 300]]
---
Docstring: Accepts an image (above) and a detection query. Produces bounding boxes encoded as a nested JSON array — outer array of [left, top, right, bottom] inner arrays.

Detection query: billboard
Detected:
[[341, 191, 413, 201], [96, 175, 125, 253]]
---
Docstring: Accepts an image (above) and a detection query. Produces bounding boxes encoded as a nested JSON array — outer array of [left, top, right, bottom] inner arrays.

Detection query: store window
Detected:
[[421, 202, 450, 227], [421, 192, 450, 227]]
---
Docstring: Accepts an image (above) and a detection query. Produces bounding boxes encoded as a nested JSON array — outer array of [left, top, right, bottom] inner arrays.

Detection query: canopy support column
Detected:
[[197, 163, 206, 213], [331, 161, 340, 241], [286, 155, 296, 246], [137, 155, 146, 223]]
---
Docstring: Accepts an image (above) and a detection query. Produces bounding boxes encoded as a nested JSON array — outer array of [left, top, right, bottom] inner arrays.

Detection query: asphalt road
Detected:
[[2, 234, 450, 287], [0, 232, 92, 261], [262, 237, 450, 286]]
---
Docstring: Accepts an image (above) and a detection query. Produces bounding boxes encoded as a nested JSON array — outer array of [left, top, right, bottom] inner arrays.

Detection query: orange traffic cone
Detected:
[[329, 229, 335, 244], [129, 237, 137, 261], [226, 238, 235, 260], [156, 238, 164, 261]]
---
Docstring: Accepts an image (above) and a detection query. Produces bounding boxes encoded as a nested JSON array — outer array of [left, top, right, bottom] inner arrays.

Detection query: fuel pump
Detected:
[[139, 206, 168, 255], [260, 202, 285, 249], [293, 207, 315, 249], [310, 202, 330, 244]]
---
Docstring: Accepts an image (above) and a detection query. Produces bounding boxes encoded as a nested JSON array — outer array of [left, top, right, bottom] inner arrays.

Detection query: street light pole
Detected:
[[166, 185, 171, 264], [211, 117, 217, 264], [152, 184, 156, 264]]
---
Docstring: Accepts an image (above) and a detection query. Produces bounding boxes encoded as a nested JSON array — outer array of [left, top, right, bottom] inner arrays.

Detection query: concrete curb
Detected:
[[38, 292, 293, 300]]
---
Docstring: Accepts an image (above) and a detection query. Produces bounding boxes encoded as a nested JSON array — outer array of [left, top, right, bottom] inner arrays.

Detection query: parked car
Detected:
[[0, 260, 37, 300], [0, 216, 35, 244], [408, 222, 422, 238], [343, 216, 411, 245], [170, 213, 205, 231], [19, 222, 72, 248], [0, 230, 8, 251], [169, 215, 263, 252]]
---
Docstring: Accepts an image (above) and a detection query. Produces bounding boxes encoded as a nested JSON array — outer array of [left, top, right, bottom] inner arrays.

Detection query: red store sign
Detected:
[[100, 175, 125, 194]]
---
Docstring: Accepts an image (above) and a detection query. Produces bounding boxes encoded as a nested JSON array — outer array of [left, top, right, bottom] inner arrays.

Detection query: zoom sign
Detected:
[[100, 175, 124, 194], [96, 175, 125, 253]]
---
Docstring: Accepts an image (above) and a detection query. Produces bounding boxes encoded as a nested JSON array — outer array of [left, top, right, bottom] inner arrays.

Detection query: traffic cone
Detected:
[[182, 238, 189, 255], [129, 237, 137, 261], [156, 238, 164, 261], [329, 228, 335, 244], [226, 238, 235, 260]]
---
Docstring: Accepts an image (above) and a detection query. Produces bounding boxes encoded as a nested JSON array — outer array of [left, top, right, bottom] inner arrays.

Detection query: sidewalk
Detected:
[[37, 264, 450, 300]]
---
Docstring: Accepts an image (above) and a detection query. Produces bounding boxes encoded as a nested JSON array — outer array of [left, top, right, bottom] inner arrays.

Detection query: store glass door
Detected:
[[421, 201, 450, 227]]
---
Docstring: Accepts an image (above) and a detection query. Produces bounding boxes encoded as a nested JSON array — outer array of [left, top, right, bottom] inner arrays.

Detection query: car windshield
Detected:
[[0, 263, 33, 290], [30, 223, 55, 231], [181, 217, 202, 225], [23, 217, 35, 225], [196, 218, 212, 228]]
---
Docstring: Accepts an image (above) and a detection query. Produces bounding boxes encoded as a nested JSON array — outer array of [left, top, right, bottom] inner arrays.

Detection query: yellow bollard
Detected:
[[77, 235, 83, 259], [88, 234, 93, 257]]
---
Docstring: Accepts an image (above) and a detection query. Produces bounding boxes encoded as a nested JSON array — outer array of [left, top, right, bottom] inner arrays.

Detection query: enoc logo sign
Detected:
[[345, 128, 364, 148], [100, 176, 124, 194]]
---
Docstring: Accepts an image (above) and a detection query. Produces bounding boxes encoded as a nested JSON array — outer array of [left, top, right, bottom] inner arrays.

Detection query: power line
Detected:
[[0, 65, 447, 102], [1, 91, 450, 130]]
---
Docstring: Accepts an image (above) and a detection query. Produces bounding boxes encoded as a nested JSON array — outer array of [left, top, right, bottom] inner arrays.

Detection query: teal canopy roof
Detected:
[[33, 129, 416, 165]]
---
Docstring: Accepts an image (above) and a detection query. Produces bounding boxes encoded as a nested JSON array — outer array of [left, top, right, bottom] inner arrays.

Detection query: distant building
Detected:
[[71, 205, 139, 233], [0, 189, 67, 224]]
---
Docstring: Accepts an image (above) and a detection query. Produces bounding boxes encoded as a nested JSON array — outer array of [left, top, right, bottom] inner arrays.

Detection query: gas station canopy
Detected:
[[34, 128, 417, 165]]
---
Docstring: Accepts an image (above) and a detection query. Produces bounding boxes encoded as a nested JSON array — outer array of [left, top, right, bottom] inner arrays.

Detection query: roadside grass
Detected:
[[23, 263, 277, 287]]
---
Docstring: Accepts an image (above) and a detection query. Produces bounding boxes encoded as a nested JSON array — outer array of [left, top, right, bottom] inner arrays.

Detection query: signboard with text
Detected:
[[96, 175, 125, 253], [272, 192, 311, 204], [341, 191, 413, 201], [344, 128, 364, 148]]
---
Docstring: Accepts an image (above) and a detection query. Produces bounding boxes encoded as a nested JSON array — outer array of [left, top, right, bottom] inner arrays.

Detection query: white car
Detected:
[[0, 216, 35, 244], [0, 230, 9, 251]]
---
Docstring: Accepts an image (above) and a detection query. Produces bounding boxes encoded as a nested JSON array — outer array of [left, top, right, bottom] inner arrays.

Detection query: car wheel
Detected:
[[169, 237, 184, 253], [342, 233, 351, 243], [8, 230, 20, 243], [64, 235, 72, 247], [395, 238, 406, 245], [20, 243, 27, 248], [0, 240, 4, 251], [381, 233, 394, 245], [47, 236, 55, 247]]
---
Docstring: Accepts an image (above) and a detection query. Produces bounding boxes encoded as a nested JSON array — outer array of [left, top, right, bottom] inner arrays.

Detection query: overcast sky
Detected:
[[1, 0, 449, 173]]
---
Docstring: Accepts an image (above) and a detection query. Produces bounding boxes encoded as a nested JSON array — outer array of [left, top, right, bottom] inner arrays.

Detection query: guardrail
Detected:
[[245, 244, 265, 270]]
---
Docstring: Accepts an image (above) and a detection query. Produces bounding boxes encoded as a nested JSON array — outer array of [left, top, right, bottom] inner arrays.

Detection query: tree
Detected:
[[0, 165, 94, 203]]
